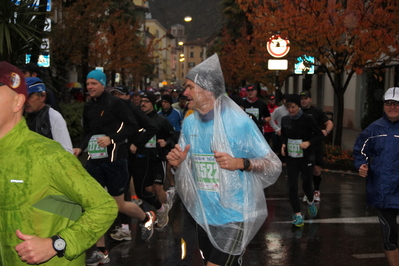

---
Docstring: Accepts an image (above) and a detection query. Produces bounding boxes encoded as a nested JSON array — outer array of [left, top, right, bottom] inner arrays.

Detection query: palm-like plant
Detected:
[[0, 0, 44, 65]]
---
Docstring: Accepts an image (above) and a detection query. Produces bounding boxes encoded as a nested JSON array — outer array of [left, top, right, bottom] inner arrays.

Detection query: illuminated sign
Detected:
[[26, 53, 50, 67], [294, 56, 315, 74]]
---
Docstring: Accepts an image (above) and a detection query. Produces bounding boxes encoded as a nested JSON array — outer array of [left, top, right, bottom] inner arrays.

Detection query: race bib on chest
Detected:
[[287, 138, 303, 158], [245, 108, 259, 120], [88, 134, 108, 159], [193, 153, 219, 192], [144, 135, 157, 148]]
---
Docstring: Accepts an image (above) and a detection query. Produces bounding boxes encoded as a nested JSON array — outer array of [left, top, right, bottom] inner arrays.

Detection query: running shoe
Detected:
[[308, 202, 318, 217], [314, 190, 321, 202], [131, 198, 143, 206], [292, 214, 304, 228], [110, 226, 132, 241], [156, 203, 170, 228], [86, 250, 110, 266], [141, 211, 156, 241]]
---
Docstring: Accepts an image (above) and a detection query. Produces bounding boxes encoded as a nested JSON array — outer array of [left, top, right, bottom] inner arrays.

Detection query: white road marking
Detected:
[[274, 216, 380, 224], [352, 253, 385, 259]]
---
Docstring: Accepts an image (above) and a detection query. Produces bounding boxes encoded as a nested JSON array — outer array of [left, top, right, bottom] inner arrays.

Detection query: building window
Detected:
[[190, 52, 194, 58], [188, 62, 195, 68]]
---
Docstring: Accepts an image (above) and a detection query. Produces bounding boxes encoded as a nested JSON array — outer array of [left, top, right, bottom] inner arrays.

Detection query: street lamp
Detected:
[[184, 16, 192, 22]]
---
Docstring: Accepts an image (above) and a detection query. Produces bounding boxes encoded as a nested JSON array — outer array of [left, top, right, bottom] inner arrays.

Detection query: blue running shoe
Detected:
[[308, 202, 318, 217], [292, 214, 304, 227]]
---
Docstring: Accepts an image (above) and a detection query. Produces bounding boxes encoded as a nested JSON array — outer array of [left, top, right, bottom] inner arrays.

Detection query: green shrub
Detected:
[[60, 102, 84, 146]]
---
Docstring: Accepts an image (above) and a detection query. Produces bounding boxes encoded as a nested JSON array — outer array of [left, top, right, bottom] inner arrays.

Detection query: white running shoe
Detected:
[[110, 226, 132, 241]]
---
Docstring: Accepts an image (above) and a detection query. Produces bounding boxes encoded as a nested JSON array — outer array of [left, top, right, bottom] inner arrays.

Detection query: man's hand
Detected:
[[97, 136, 111, 148], [130, 143, 137, 154], [281, 144, 286, 157], [73, 148, 82, 157], [167, 144, 190, 167], [214, 151, 243, 171], [15, 230, 57, 264], [157, 139, 167, 148], [299, 141, 310, 150], [359, 164, 368, 177]]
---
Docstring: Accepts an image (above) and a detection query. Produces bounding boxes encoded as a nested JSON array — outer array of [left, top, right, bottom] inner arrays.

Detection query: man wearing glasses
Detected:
[[353, 87, 399, 266]]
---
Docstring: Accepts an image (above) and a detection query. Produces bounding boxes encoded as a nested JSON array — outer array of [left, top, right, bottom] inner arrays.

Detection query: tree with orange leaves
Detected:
[[51, 0, 155, 88], [237, 0, 399, 146]]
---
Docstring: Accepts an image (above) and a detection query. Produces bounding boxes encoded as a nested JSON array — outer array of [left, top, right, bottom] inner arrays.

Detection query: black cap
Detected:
[[21, 63, 42, 77], [268, 94, 275, 100], [161, 94, 173, 104], [141, 92, 157, 106], [110, 86, 129, 95], [285, 94, 301, 107], [300, 90, 311, 98]]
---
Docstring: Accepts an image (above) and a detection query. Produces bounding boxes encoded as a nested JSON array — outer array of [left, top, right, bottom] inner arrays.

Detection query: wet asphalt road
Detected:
[[86, 169, 389, 266]]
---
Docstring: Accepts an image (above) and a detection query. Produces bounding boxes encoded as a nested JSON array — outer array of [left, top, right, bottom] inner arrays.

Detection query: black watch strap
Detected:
[[240, 158, 250, 171], [51, 235, 66, 257]]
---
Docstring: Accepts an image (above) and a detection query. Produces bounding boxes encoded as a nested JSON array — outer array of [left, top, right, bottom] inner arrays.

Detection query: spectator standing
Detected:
[[0, 61, 118, 266], [73, 70, 156, 265], [280, 94, 323, 227], [21, 63, 62, 114], [300, 90, 334, 202], [353, 87, 399, 266], [167, 54, 281, 266], [25, 77, 73, 154]]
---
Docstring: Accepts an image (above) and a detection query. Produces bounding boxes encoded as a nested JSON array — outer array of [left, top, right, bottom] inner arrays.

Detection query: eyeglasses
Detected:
[[140, 99, 150, 103], [384, 101, 399, 107], [247, 89, 255, 92]]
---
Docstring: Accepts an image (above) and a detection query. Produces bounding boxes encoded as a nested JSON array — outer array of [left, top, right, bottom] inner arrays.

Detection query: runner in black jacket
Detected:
[[73, 71, 157, 265], [281, 94, 324, 228], [131, 92, 178, 229]]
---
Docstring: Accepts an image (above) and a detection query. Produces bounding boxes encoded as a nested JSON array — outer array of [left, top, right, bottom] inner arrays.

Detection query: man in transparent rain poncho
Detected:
[[167, 54, 282, 266]]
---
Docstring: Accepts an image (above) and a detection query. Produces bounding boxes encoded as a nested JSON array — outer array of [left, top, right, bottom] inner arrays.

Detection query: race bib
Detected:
[[88, 134, 108, 159], [287, 138, 303, 158], [144, 135, 157, 148], [245, 108, 259, 120], [193, 153, 219, 192]]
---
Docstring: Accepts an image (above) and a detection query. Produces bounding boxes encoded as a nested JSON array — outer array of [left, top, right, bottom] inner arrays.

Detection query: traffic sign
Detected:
[[267, 35, 290, 58]]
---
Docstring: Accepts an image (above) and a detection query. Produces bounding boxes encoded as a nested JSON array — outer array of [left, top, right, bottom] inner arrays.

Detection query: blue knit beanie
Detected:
[[87, 70, 106, 86]]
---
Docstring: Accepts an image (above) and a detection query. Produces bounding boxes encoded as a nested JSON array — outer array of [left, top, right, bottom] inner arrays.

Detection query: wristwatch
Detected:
[[240, 158, 251, 171], [51, 235, 66, 257]]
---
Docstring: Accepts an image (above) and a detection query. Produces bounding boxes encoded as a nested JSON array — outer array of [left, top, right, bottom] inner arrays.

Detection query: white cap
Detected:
[[383, 87, 399, 101]]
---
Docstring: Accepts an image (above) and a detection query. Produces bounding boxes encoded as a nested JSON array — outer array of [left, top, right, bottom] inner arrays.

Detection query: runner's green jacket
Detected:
[[0, 118, 118, 265]]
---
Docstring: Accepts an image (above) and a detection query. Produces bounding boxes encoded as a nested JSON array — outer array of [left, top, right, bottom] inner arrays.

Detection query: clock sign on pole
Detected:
[[267, 35, 290, 58], [267, 35, 290, 70]]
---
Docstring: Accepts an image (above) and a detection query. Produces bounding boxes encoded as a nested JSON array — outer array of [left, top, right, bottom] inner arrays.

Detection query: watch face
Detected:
[[54, 238, 66, 251]]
